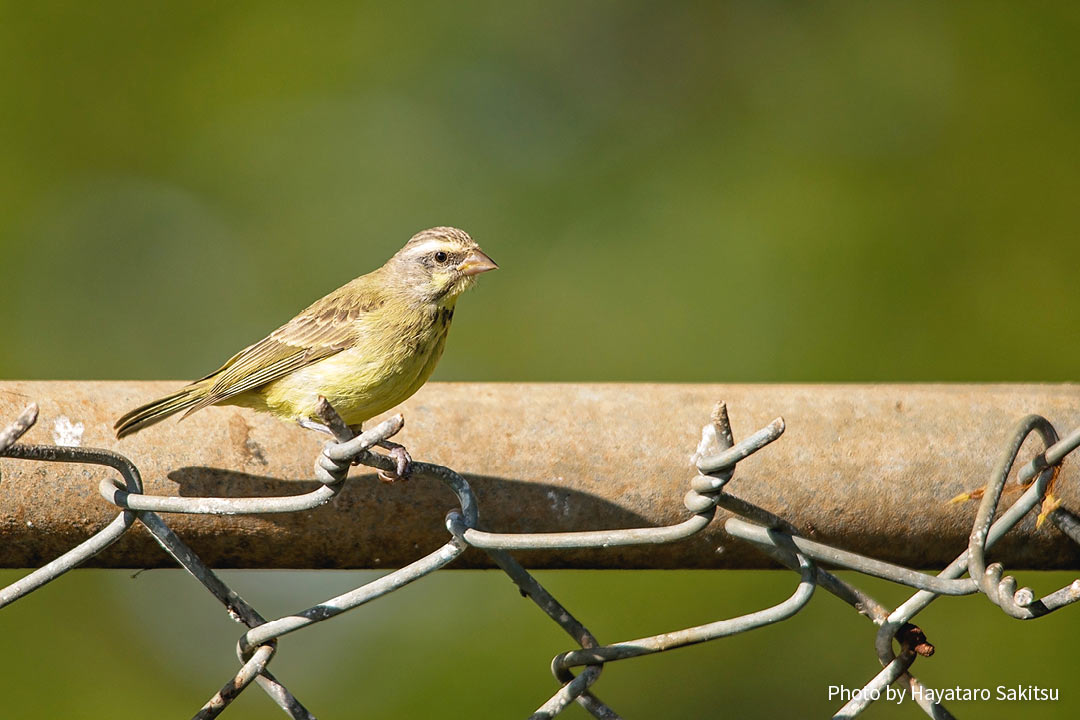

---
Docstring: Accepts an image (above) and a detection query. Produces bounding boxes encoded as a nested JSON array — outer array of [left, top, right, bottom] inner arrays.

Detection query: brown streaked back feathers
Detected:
[[181, 276, 387, 416]]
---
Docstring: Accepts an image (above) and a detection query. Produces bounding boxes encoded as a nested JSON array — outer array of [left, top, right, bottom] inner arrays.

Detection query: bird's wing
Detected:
[[184, 280, 382, 414]]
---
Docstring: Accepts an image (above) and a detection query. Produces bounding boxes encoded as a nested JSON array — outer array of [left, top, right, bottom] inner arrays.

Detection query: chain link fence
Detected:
[[1, 395, 1079, 719]]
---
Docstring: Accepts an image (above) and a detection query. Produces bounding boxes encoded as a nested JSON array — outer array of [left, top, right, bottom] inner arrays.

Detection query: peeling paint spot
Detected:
[[53, 417, 84, 447], [691, 424, 722, 466], [546, 488, 570, 517]]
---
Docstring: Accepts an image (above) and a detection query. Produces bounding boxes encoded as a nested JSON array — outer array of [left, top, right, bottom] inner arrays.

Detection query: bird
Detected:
[[114, 226, 497, 474]]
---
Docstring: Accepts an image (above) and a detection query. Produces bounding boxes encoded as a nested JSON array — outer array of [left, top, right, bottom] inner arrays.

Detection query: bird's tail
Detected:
[[114, 383, 208, 439]]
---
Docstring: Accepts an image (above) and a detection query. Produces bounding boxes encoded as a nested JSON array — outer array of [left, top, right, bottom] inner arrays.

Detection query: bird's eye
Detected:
[[434, 251, 448, 263]]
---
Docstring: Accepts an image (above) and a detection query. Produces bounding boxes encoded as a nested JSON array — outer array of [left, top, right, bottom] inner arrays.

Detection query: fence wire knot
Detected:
[[1, 396, 1079, 719]]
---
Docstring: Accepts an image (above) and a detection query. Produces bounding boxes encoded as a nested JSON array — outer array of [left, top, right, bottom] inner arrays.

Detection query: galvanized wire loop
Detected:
[[0, 442, 143, 609], [967, 414, 1080, 618]]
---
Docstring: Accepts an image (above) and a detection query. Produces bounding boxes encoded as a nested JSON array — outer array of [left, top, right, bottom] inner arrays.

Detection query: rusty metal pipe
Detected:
[[0, 381, 1078, 569]]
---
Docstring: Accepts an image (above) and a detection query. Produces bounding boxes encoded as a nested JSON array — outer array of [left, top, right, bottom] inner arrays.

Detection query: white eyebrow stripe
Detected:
[[402, 239, 457, 257]]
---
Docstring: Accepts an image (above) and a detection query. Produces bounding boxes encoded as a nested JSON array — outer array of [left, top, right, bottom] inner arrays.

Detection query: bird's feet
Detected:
[[306, 401, 411, 482], [347, 424, 412, 482]]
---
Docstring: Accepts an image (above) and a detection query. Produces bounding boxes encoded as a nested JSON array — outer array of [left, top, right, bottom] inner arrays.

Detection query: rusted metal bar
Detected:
[[0, 381, 1078, 569]]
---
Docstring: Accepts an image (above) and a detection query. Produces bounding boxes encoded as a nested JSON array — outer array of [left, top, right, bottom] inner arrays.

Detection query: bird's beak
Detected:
[[457, 250, 499, 276]]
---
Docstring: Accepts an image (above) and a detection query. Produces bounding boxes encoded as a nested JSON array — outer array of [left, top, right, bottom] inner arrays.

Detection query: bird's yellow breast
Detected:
[[242, 301, 455, 427]]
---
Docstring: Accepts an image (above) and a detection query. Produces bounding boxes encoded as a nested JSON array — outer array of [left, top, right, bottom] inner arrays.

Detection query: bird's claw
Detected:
[[298, 417, 335, 436], [343, 423, 410, 481], [377, 440, 412, 483]]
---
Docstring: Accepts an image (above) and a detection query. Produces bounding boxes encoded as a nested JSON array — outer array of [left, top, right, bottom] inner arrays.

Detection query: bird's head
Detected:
[[387, 227, 498, 305]]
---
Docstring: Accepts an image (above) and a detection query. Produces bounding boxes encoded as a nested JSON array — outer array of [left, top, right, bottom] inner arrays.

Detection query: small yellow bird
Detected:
[[114, 227, 497, 453]]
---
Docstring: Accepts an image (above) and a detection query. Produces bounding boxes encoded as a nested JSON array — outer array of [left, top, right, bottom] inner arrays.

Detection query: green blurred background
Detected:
[[1, 1, 1078, 717]]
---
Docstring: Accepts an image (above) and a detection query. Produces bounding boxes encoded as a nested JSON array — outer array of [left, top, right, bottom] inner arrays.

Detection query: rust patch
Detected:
[[898, 623, 935, 657], [228, 413, 269, 466]]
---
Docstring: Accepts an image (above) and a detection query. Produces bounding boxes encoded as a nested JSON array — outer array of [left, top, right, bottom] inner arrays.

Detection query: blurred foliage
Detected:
[[0, 1, 1078, 718]]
